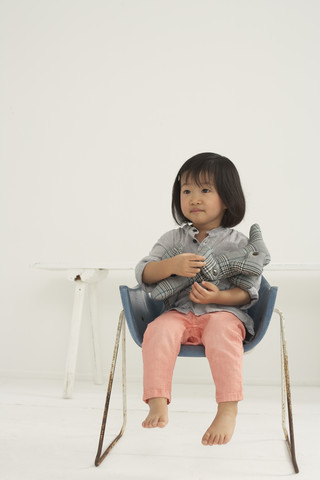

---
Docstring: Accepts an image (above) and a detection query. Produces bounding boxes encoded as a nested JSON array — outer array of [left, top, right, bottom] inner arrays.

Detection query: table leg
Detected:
[[63, 279, 87, 398], [88, 283, 103, 384]]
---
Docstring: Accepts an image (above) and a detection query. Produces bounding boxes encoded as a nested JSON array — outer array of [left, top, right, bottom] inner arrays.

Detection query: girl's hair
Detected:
[[171, 152, 245, 228]]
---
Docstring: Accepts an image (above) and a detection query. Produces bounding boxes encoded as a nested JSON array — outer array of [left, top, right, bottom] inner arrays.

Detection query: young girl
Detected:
[[135, 152, 267, 446]]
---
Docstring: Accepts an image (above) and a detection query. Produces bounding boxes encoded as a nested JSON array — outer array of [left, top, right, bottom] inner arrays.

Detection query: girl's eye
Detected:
[[182, 189, 191, 194], [202, 188, 211, 193]]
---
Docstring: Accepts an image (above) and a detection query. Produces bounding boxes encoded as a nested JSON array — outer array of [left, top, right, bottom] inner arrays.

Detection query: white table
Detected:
[[33, 263, 134, 398]]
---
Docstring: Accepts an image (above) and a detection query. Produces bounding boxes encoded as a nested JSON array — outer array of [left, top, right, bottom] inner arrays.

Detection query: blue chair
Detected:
[[95, 277, 299, 473]]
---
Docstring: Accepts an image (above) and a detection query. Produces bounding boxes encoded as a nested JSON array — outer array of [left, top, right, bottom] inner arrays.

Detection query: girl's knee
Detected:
[[202, 314, 246, 350]]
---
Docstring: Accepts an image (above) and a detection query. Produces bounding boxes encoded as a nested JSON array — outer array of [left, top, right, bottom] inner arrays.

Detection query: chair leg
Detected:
[[95, 310, 127, 466], [274, 308, 299, 474]]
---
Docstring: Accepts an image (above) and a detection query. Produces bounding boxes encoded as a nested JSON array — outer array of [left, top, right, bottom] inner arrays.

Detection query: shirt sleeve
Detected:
[[228, 231, 262, 310], [135, 229, 179, 293], [239, 275, 262, 310]]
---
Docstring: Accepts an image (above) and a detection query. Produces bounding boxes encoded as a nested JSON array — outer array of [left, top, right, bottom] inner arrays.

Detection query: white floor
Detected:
[[0, 378, 319, 480]]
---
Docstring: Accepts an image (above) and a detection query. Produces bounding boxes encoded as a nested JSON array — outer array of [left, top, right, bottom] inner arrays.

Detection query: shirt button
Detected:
[[193, 239, 197, 243], [193, 228, 197, 232]]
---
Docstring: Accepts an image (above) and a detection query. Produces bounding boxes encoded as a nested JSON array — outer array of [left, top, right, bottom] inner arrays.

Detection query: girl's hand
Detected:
[[190, 282, 251, 306], [142, 253, 205, 284], [189, 281, 220, 304], [171, 253, 206, 278]]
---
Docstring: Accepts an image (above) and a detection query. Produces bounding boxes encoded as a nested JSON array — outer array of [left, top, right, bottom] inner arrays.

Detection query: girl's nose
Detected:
[[190, 194, 201, 204]]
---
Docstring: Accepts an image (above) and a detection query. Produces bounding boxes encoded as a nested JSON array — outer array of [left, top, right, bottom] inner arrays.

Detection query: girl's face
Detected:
[[180, 172, 226, 231]]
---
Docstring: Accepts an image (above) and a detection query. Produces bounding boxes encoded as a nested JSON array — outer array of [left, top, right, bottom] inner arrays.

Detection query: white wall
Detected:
[[1, 0, 320, 387]]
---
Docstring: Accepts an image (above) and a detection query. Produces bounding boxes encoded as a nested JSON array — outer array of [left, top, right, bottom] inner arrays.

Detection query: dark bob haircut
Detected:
[[171, 152, 245, 228]]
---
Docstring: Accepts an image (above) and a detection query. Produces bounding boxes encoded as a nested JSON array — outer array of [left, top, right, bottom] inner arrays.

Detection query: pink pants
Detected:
[[142, 310, 246, 404]]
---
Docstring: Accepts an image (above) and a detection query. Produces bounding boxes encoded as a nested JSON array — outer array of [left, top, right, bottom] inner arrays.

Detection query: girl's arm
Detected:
[[189, 281, 250, 306], [142, 253, 206, 284]]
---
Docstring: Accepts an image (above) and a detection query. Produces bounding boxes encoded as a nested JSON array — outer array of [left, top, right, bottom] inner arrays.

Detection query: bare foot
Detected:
[[142, 397, 168, 428], [202, 401, 238, 445]]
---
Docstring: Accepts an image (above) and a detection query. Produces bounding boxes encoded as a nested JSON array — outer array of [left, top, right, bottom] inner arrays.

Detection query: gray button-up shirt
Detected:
[[135, 224, 261, 337]]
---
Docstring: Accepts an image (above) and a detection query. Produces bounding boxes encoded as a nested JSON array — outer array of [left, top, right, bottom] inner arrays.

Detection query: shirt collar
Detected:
[[206, 226, 225, 236], [183, 223, 225, 238]]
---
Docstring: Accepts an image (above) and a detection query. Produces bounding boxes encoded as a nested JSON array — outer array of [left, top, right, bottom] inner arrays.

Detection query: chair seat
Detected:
[[119, 276, 278, 357]]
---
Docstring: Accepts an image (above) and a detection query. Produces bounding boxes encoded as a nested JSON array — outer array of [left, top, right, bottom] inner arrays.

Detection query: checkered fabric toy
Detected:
[[151, 224, 270, 301]]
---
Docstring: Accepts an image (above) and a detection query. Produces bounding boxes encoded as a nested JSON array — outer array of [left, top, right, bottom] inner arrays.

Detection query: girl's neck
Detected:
[[193, 223, 222, 242], [195, 231, 208, 243]]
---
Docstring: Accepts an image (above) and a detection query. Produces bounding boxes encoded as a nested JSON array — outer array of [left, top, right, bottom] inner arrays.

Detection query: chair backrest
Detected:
[[119, 276, 278, 357]]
